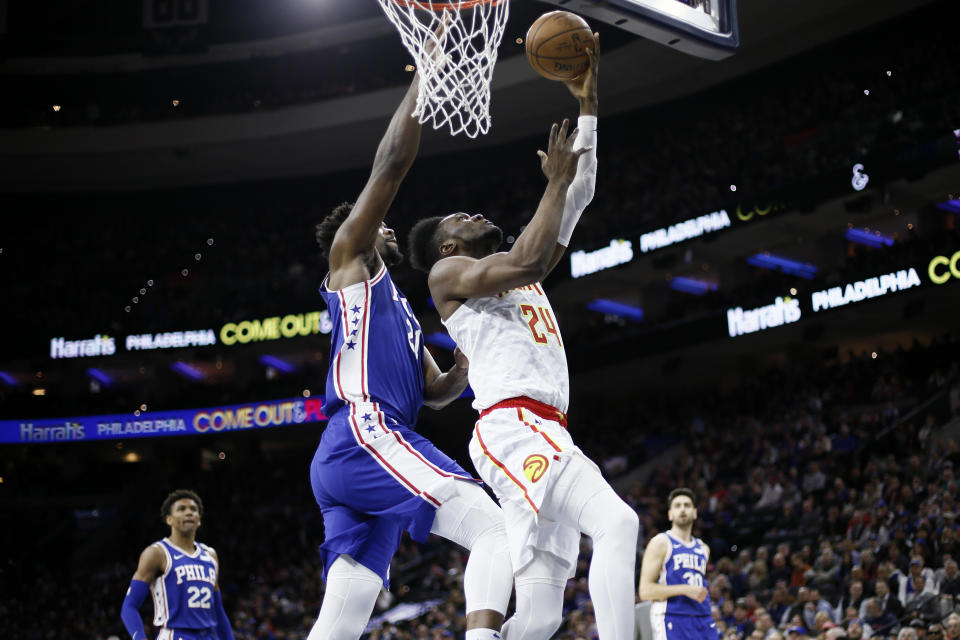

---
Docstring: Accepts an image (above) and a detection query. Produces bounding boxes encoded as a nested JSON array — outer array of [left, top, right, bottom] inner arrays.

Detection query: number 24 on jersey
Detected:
[[519, 304, 562, 347]]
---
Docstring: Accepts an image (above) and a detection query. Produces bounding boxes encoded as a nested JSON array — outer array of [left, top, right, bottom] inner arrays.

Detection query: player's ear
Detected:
[[439, 238, 457, 257]]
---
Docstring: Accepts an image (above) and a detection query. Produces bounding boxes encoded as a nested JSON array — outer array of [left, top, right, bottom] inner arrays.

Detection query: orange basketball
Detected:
[[525, 11, 595, 82]]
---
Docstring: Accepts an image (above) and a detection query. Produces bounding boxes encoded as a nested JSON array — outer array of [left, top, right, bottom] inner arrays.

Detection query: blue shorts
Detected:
[[155, 629, 217, 640], [652, 614, 718, 640], [310, 405, 476, 587]]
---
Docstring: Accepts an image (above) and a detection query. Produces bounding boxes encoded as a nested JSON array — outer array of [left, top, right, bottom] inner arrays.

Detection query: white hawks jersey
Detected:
[[442, 282, 569, 413]]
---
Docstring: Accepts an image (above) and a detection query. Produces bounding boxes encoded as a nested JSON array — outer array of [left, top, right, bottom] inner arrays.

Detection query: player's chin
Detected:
[[480, 225, 504, 251], [383, 245, 405, 268]]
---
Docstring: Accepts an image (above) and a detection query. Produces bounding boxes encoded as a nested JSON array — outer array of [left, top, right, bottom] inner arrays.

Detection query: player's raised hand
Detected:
[[563, 32, 599, 110], [537, 119, 591, 185]]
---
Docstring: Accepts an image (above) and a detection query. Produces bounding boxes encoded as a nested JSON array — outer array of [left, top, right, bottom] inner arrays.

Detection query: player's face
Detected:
[[439, 212, 503, 255], [376, 224, 403, 267], [165, 498, 201, 533], [668, 496, 697, 526]]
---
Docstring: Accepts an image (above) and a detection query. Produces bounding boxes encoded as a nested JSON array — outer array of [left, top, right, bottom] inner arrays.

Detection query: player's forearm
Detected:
[[579, 95, 598, 117], [639, 581, 693, 601], [508, 180, 571, 279], [423, 363, 469, 409], [371, 75, 423, 179], [121, 580, 150, 640]]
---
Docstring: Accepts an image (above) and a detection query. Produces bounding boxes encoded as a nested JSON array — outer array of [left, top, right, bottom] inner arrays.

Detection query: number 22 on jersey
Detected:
[[519, 304, 562, 347]]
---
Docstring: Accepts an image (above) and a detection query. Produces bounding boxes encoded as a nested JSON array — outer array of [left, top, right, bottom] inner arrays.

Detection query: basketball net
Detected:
[[376, 0, 509, 138]]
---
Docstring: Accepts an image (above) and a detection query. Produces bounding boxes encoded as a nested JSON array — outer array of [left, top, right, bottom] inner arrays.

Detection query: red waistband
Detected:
[[478, 396, 567, 428]]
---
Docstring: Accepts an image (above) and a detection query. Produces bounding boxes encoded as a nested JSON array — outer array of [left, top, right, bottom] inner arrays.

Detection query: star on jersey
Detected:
[[351, 305, 361, 314], [346, 341, 357, 350], [361, 413, 373, 422], [366, 425, 377, 433]]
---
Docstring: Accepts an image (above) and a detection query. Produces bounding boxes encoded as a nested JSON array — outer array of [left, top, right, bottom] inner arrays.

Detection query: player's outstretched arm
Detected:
[[430, 120, 589, 305], [546, 35, 600, 277], [422, 347, 469, 409], [638, 534, 709, 603], [121, 545, 164, 640], [328, 74, 422, 277]]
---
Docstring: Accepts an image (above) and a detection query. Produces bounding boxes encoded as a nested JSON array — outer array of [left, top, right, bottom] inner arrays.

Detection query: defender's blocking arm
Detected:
[[327, 75, 422, 275]]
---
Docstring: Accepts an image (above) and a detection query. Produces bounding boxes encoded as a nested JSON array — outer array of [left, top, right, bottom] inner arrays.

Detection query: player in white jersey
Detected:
[[409, 42, 641, 640], [639, 488, 715, 640]]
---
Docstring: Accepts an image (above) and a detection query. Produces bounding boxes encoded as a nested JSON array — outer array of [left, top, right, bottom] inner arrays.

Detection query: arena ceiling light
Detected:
[[171, 361, 206, 381], [845, 228, 894, 249], [586, 299, 645, 323], [669, 276, 718, 296], [86, 368, 113, 387], [258, 355, 295, 374], [747, 253, 818, 280], [0, 371, 17, 386], [936, 199, 960, 214]]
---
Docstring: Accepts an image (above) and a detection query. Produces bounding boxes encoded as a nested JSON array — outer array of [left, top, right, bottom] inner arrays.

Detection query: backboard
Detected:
[[536, 0, 739, 60]]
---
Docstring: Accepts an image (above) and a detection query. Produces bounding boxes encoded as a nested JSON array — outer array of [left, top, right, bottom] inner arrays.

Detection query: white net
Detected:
[[376, 0, 510, 138]]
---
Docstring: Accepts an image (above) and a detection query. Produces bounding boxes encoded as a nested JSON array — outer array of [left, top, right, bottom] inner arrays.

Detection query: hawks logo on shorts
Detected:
[[523, 454, 549, 482]]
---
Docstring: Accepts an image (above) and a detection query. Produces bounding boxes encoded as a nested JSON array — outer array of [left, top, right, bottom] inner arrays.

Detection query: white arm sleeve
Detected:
[[558, 115, 598, 247]]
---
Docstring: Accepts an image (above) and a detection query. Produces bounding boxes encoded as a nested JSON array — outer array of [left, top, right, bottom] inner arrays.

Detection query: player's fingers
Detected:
[[565, 126, 581, 148], [573, 145, 592, 158], [537, 150, 548, 167], [558, 118, 570, 141], [546, 122, 559, 152]]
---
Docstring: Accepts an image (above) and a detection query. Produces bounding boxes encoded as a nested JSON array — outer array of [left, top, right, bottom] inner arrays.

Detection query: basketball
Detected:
[[525, 11, 595, 82]]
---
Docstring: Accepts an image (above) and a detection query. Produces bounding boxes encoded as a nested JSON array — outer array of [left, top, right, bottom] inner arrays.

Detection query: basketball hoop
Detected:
[[377, 0, 509, 138]]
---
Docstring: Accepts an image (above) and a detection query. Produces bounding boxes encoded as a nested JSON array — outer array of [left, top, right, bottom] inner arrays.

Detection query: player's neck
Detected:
[[669, 526, 694, 543], [168, 530, 198, 552]]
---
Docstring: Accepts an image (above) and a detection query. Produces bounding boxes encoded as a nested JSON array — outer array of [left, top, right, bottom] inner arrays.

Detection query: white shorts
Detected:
[[468, 400, 602, 578]]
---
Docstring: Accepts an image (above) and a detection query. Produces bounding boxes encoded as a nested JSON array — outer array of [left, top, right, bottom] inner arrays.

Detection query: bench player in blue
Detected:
[[639, 488, 716, 640], [308, 66, 512, 640], [121, 489, 234, 640]]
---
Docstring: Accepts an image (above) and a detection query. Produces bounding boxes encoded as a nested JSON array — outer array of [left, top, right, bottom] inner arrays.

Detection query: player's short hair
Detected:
[[407, 216, 446, 273], [315, 202, 354, 261], [668, 487, 696, 509], [161, 489, 204, 522]]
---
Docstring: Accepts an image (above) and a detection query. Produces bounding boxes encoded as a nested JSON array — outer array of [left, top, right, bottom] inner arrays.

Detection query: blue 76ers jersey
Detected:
[[657, 532, 712, 616], [320, 266, 424, 426], [151, 539, 219, 631]]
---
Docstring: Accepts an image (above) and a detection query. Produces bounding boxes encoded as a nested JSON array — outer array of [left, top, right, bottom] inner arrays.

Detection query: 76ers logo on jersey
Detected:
[[523, 454, 549, 483]]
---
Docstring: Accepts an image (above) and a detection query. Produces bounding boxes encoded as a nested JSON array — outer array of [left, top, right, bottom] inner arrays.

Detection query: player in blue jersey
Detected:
[[640, 488, 716, 640], [307, 65, 513, 640], [121, 489, 234, 640]]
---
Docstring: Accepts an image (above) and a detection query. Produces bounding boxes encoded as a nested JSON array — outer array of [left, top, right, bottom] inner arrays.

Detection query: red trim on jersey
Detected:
[[474, 422, 539, 513], [478, 396, 567, 429], [360, 281, 371, 402], [349, 411, 442, 507], [370, 265, 388, 285], [516, 408, 563, 453]]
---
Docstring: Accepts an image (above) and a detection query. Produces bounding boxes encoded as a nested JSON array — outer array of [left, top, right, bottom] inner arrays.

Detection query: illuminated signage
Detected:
[[811, 268, 921, 312], [640, 210, 730, 253], [928, 250, 960, 285], [851, 163, 870, 191], [2, 396, 327, 444], [220, 311, 331, 346], [50, 334, 117, 360], [126, 330, 217, 351], [727, 296, 801, 338], [570, 239, 634, 278]]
